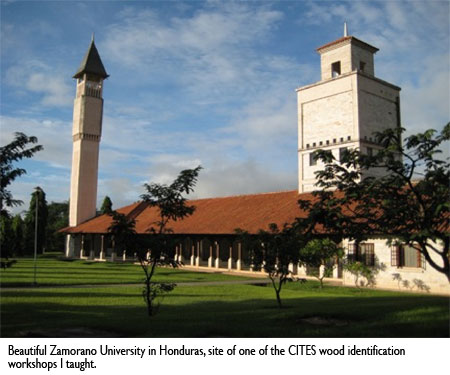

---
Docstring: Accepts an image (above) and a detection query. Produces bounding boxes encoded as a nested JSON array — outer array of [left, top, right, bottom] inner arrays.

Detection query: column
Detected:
[[122, 250, 127, 261], [190, 244, 195, 266], [208, 244, 213, 268], [333, 257, 340, 278], [80, 235, 85, 258], [65, 234, 74, 258], [297, 263, 307, 276], [236, 242, 242, 270], [173, 245, 179, 262], [89, 235, 95, 259], [214, 241, 219, 269], [111, 237, 116, 262], [99, 235, 105, 260], [319, 264, 325, 279], [195, 241, 200, 267], [227, 245, 233, 270], [178, 243, 184, 264]]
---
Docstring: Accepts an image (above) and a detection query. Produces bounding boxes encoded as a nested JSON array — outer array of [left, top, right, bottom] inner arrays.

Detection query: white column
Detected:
[[178, 243, 183, 264], [80, 235, 85, 258], [319, 264, 325, 278], [214, 241, 220, 269], [99, 235, 105, 260], [173, 245, 178, 262], [190, 244, 195, 266], [227, 245, 233, 270], [236, 242, 242, 270], [208, 244, 213, 268], [297, 263, 307, 276], [110, 237, 116, 261], [333, 258, 340, 278], [122, 250, 126, 261], [195, 241, 201, 267], [65, 234, 74, 258]]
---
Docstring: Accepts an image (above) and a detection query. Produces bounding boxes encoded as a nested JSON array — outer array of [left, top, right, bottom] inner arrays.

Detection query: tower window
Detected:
[[359, 61, 366, 71], [332, 61, 341, 77], [309, 152, 317, 166]]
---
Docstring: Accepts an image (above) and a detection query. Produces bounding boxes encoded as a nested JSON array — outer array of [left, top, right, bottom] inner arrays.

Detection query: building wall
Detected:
[[342, 237, 450, 294], [297, 73, 359, 192]]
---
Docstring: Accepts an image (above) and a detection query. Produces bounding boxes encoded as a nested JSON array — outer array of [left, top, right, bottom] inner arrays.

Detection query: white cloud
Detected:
[[5, 61, 72, 107], [0, 116, 72, 168]]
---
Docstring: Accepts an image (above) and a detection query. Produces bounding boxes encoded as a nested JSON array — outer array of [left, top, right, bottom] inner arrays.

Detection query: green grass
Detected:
[[2, 282, 449, 338], [1, 256, 449, 338], [0, 255, 251, 286]]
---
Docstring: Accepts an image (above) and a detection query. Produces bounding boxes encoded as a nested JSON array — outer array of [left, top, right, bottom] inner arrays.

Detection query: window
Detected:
[[348, 243, 375, 266], [367, 147, 373, 156], [391, 244, 425, 269], [339, 147, 348, 162], [359, 61, 366, 71], [309, 152, 317, 166], [332, 61, 341, 77]]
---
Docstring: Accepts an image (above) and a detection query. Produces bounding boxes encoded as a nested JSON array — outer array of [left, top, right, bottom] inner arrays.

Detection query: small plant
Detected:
[[344, 261, 375, 290], [300, 238, 343, 289]]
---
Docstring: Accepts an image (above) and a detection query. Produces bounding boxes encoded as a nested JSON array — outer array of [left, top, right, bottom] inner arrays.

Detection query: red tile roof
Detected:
[[62, 190, 310, 235]]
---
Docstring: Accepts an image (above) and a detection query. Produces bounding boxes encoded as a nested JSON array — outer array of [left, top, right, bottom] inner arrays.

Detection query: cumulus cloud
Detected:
[[5, 61, 72, 107], [0, 115, 72, 168]]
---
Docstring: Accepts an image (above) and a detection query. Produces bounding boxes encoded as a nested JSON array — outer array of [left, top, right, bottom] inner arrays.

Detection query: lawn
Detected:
[[0, 254, 251, 286], [1, 256, 449, 338]]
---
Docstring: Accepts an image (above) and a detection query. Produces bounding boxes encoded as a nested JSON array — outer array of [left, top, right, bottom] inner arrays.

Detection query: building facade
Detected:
[[297, 35, 401, 192], [64, 34, 449, 294]]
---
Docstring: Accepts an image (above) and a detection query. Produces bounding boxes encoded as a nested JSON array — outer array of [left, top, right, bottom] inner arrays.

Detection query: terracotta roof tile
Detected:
[[62, 190, 309, 235]]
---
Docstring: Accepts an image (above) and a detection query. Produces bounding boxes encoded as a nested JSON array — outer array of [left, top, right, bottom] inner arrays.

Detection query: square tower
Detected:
[[297, 35, 401, 193]]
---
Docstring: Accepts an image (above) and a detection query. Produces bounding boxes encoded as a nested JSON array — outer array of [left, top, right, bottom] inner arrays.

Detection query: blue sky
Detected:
[[1, 0, 449, 214]]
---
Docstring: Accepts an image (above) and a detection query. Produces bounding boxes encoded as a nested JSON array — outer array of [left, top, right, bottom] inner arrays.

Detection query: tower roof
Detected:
[[316, 36, 379, 54], [73, 39, 109, 79]]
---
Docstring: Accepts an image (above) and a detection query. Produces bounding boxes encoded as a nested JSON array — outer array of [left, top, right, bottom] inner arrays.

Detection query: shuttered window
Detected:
[[391, 244, 425, 269], [348, 243, 375, 266]]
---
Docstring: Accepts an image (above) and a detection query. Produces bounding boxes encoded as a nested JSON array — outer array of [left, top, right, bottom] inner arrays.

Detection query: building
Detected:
[[63, 31, 449, 294]]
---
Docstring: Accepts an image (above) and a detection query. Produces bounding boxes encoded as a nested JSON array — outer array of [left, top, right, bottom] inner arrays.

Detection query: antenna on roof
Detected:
[[344, 22, 348, 37], [91, 32, 95, 42]]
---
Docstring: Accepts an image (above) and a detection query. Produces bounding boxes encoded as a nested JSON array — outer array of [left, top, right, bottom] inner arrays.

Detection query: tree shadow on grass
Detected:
[[1, 292, 448, 338]]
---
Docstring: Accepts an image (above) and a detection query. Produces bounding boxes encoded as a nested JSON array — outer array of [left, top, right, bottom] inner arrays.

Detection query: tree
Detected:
[[0, 215, 14, 258], [238, 223, 304, 308], [0, 133, 43, 217], [108, 166, 202, 316], [298, 124, 450, 281], [108, 211, 138, 257], [46, 201, 69, 252], [300, 238, 343, 289], [24, 188, 48, 255], [11, 214, 25, 256], [100, 196, 113, 215]]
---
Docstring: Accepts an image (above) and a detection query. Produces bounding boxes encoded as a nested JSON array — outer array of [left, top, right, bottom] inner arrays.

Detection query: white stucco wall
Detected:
[[342, 237, 450, 294]]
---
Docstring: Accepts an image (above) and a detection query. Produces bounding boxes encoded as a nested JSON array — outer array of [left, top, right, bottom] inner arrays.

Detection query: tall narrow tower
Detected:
[[297, 32, 401, 193], [69, 37, 109, 227]]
